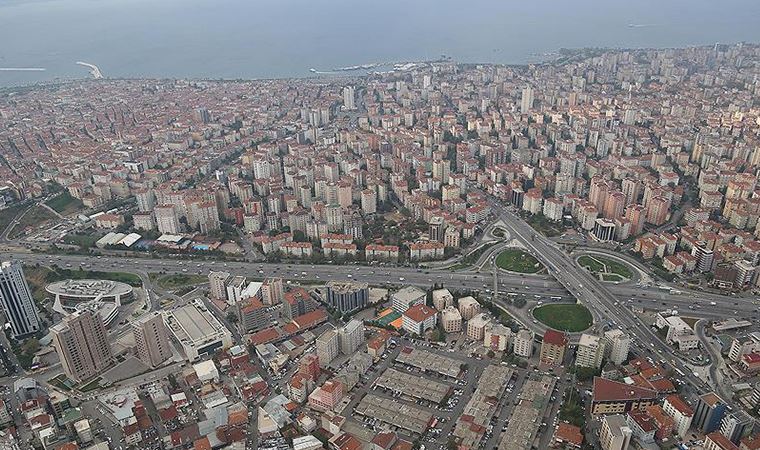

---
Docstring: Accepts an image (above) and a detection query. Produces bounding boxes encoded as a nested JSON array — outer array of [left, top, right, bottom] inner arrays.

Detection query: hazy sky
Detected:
[[2, 0, 760, 85]]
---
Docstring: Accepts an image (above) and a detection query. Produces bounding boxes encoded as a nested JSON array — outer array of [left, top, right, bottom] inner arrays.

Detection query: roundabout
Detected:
[[494, 248, 544, 274]]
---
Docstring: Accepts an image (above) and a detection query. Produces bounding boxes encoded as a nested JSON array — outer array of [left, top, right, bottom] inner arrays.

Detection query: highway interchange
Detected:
[[1, 187, 752, 414]]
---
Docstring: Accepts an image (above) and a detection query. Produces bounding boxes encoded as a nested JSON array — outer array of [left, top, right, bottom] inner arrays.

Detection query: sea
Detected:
[[2, 0, 760, 87]]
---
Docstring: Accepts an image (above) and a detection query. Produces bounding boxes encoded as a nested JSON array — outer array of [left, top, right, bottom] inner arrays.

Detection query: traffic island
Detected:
[[532, 304, 593, 332]]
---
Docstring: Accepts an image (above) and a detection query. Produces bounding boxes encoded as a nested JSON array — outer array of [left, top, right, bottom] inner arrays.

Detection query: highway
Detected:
[[481, 192, 724, 399], [6, 250, 750, 319]]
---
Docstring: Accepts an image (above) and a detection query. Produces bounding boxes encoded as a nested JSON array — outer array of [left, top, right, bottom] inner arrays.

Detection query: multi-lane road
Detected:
[[2, 197, 752, 405], [483, 192, 724, 400], [6, 249, 753, 322]]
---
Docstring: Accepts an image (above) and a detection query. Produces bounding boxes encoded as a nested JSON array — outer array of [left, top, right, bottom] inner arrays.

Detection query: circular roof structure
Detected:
[[46, 279, 133, 301]]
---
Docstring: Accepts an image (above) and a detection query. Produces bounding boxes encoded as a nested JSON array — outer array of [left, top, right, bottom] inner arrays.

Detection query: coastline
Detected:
[[0, 42, 752, 92]]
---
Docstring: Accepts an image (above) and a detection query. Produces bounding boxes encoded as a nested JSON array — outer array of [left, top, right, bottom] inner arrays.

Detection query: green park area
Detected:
[[151, 273, 208, 290], [8, 205, 57, 238], [577, 255, 633, 282], [0, 203, 26, 236], [495, 248, 543, 273], [45, 192, 84, 215], [533, 303, 593, 332]]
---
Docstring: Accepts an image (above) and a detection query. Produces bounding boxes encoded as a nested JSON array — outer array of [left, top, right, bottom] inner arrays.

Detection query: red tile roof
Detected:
[[706, 432, 739, 450], [554, 423, 583, 447], [543, 329, 568, 346], [403, 304, 437, 323], [592, 377, 657, 403], [665, 394, 693, 417]]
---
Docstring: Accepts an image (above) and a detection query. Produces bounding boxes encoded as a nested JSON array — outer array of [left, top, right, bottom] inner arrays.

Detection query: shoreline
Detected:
[[0, 41, 753, 92]]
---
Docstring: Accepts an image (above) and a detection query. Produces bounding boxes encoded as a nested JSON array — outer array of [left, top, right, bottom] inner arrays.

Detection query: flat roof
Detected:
[[395, 347, 462, 379], [374, 367, 450, 403], [355, 394, 432, 435], [165, 299, 230, 345]]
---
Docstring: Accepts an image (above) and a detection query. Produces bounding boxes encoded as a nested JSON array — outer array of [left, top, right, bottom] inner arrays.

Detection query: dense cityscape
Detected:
[[1, 42, 760, 450]]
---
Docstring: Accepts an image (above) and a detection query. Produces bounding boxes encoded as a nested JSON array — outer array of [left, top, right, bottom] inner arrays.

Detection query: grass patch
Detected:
[[461, 242, 497, 266], [23, 265, 142, 289], [578, 255, 604, 272], [533, 304, 593, 332], [49, 374, 74, 391], [10, 338, 39, 370], [9, 205, 57, 238], [495, 248, 543, 273], [578, 255, 633, 280], [0, 203, 27, 236], [45, 192, 84, 215], [153, 273, 208, 290], [524, 213, 563, 237], [79, 377, 103, 392], [601, 273, 625, 282], [62, 232, 101, 249]]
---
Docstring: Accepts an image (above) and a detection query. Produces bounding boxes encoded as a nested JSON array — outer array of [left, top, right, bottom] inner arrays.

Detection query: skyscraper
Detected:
[[342, 86, 356, 110], [520, 86, 534, 113], [0, 261, 41, 338], [154, 204, 181, 234], [51, 310, 113, 382], [133, 312, 172, 369]]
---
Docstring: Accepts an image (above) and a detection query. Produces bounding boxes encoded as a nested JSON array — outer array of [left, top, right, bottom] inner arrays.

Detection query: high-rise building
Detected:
[[361, 189, 376, 215], [282, 287, 315, 320], [134, 188, 155, 212], [540, 329, 568, 366], [513, 329, 534, 358], [646, 196, 671, 225], [133, 312, 172, 369], [208, 271, 230, 300], [262, 278, 284, 306], [0, 261, 41, 338], [576, 333, 605, 369], [600, 414, 632, 450], [154, 204, 181, 234], [316, 329, 340, 368], [428, 216, 445, 242], [604, 329, 631, 365], [720, 411, 753, 444], [693, 392, 727, 434], [662, 395, 693, 438], [195, 107, 211, 124], [440, 306, 462, 333], [593, 218, 617, 242], [520, 86, 534, 113], [342, 86, 356, 110], [431, 288, 454, 311], [692, 246, 715, 273], [325, 281, 369, 314], [338, 320, 364, 355], [51, 310, 113, 382]]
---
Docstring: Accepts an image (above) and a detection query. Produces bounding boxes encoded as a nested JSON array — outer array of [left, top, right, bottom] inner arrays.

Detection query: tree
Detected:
[[226, 311, 239, 324], [22, 338, 40, 355], [168, 373, 179, 389], [487, 350, 495, 358]]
